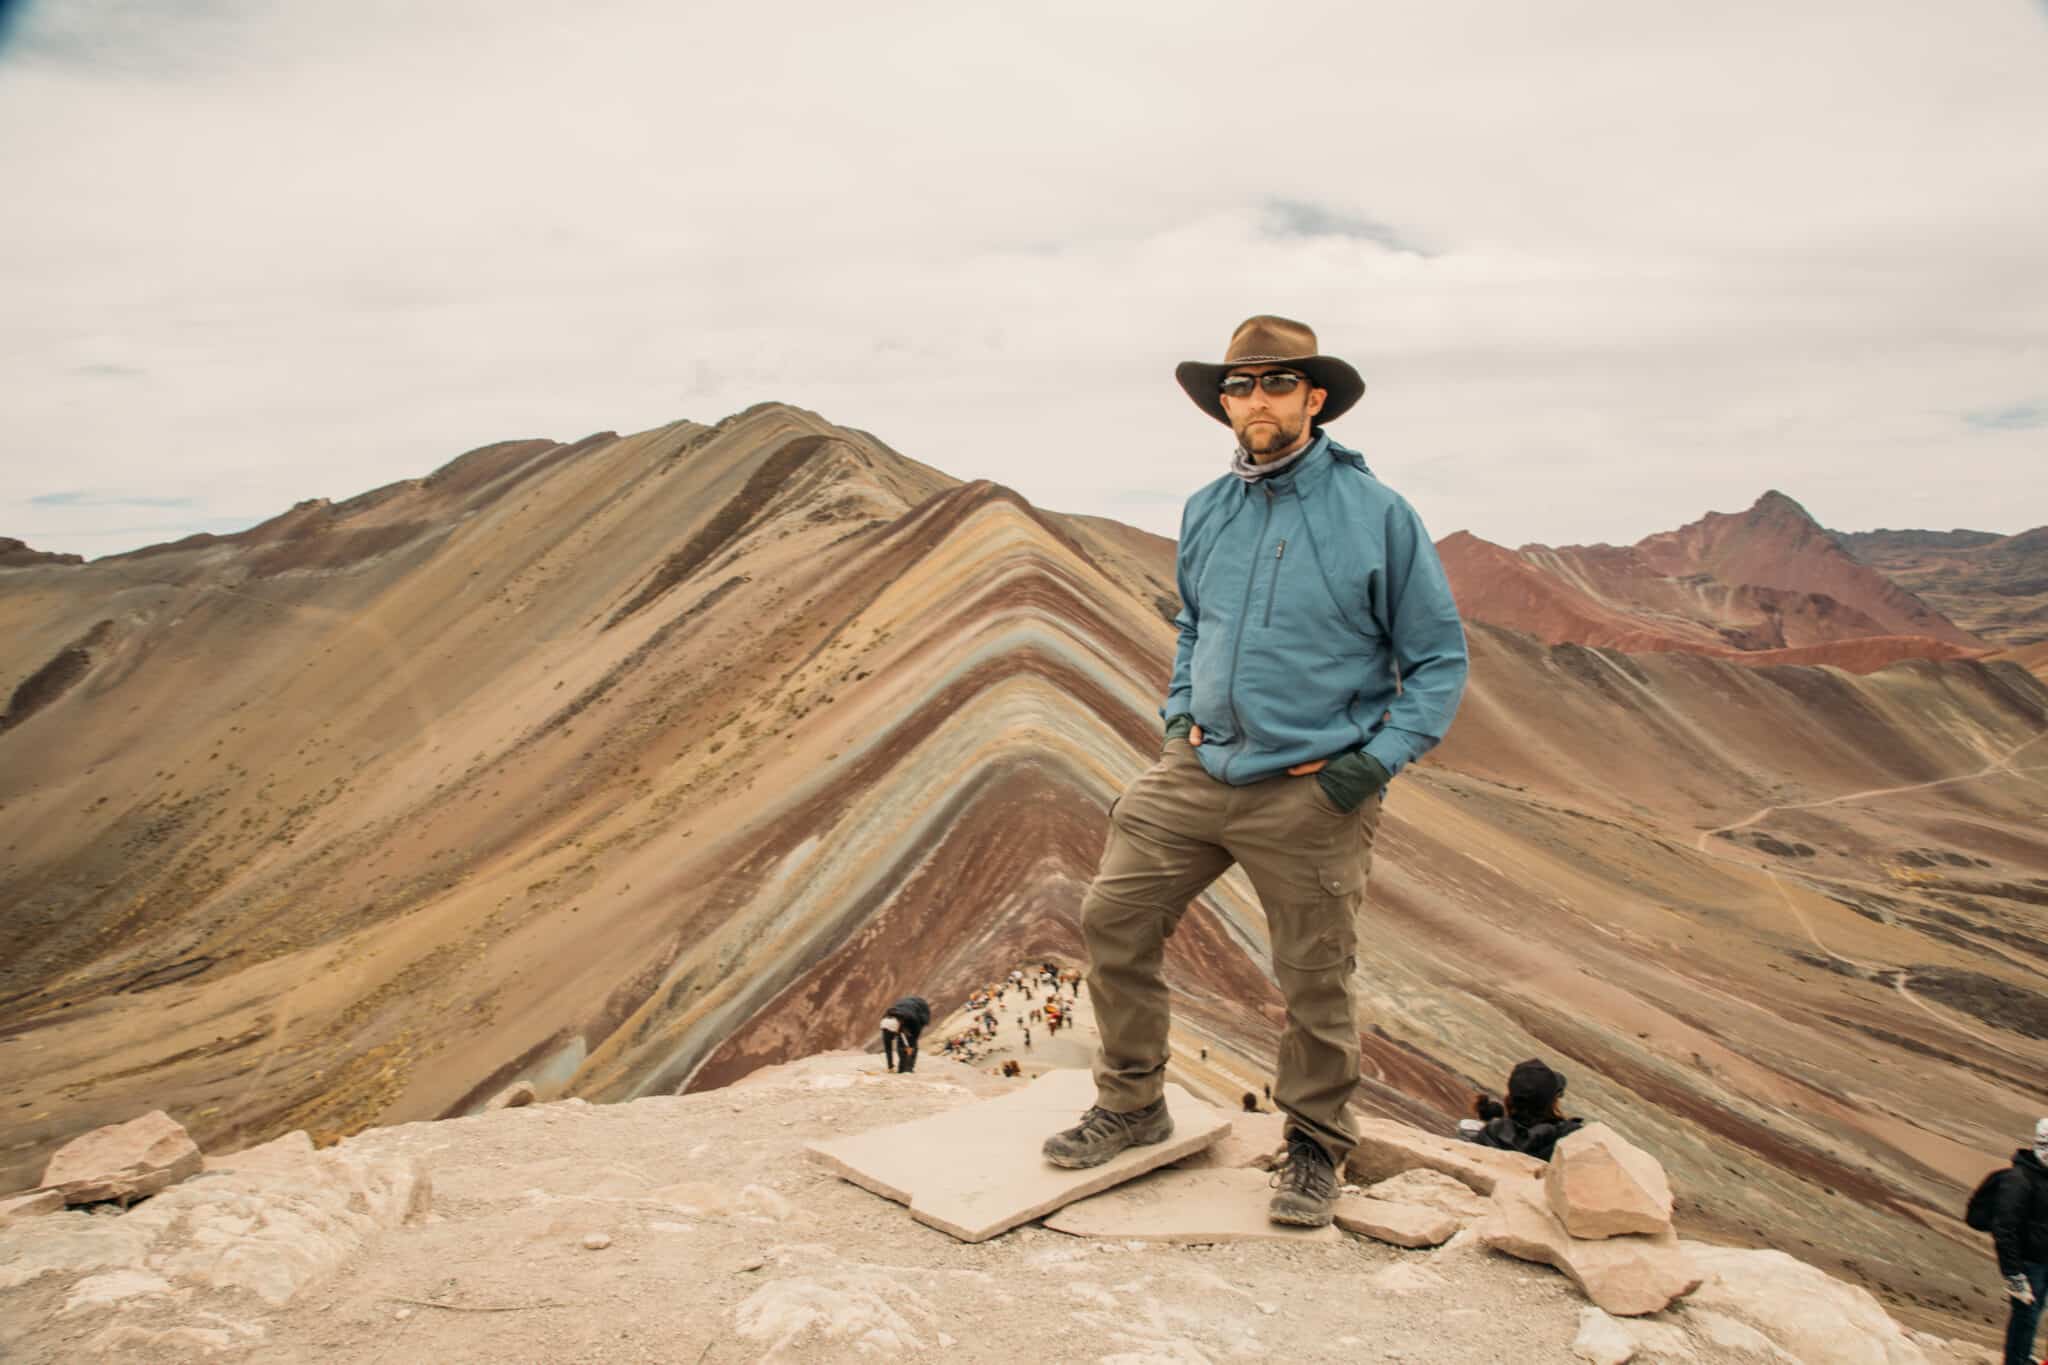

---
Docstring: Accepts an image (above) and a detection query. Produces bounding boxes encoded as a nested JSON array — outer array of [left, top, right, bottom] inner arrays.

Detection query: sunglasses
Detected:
[[1219, 371, 1307, 398]]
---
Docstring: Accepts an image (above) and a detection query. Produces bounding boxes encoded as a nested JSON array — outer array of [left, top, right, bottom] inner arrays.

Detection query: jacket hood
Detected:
[[2014, 1148, 2046, 1178]]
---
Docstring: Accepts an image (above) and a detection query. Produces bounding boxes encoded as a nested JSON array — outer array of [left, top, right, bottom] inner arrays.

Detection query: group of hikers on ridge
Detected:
[[874, 963, 1083, 1075]]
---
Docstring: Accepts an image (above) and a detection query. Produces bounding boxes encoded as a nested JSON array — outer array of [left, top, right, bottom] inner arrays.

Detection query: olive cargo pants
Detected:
[[1083, 739, 1382, 1167]]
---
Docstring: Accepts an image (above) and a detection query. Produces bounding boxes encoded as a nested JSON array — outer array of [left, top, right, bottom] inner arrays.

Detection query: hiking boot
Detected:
[[1040, 1098, 1173, 1169], [1268, 1133, 1340, 1226]]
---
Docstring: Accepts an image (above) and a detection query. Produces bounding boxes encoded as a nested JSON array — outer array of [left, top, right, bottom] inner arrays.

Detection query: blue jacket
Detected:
[[1162, 430, 1469, 787]]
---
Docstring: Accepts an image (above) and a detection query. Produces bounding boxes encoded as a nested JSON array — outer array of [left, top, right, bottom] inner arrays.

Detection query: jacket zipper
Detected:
[[1262, 537, 1286, 628], [1223, 484, 1275, 782]]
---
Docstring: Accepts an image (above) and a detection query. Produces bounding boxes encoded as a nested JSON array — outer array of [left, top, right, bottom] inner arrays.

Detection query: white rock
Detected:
[[63, 1269, 174, 1313], [1682, 1243, 1932, 1364], [581, 1232, 612, 1250], [1573, 1307, 1637, 1364]]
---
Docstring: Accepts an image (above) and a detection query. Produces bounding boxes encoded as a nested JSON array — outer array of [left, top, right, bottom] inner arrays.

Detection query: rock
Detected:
[[1680, 1308, 1794, 1359], [1366, 1168, 1492, 1221], [1172, 1108, 1285, 1171], [0, 1188, 66, 1224], [1546, 1124, 1674, 1239], [62, 1269, 174, 1313], [1046, 1167, 1339, 1244], [1332, 1196, 1459, 1248], [41, 1111, 203, 1206], [581, 1232, 611, 1250], [1475, 1175, 1701, 1317], [1367, 1262, 1449, 1295], [1344, 1116, 1546, 1195], [486, 1082, 539, 1111], [203, 1130, 317, 1176], [806, 1069, 1227, 1243], [0, 1139, 430, 1307], [1572, 1307, 1637, 1364], [1681, 1242, 1933, 1364]]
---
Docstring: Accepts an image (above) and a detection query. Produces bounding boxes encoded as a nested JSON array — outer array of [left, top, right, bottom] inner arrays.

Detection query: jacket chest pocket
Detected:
[[1260, 538, 1288, 628]]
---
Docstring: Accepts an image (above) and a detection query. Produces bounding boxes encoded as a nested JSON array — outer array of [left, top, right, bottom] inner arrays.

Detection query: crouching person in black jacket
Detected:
[[1463, 1058, 1585, 1163], [880, 996, 930, 1074], [1995, 1118, 2048, 1365]]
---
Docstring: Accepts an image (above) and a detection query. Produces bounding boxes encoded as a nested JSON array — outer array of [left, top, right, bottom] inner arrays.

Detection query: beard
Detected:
[[1231, 409, 1306, 459]]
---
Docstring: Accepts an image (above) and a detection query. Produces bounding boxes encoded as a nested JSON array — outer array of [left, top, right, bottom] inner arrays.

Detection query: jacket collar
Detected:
[[1238, 428, 1333, 495]]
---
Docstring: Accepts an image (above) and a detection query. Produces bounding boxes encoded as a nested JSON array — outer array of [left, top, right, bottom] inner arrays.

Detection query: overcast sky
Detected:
[[3, 0, 2045, 560]]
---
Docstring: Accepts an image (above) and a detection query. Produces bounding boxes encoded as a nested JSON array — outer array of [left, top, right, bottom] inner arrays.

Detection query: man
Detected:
[[879, 995, 929, 1073], [1041, 315, 1468, 1228], [1994, 1118, 2048, 1365]]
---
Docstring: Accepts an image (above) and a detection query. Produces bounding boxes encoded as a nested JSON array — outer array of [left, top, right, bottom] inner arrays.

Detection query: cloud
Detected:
[[1262, 200, 1434, 257], [29, 491, 197, 509], [1962, 402, 2048, 432], [1, 0, 2044, 560]]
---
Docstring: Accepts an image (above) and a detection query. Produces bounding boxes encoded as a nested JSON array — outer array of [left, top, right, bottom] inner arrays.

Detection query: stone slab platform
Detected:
[[1047, 1166, 1340, 1244], [806, 1068, 1226, 1243]]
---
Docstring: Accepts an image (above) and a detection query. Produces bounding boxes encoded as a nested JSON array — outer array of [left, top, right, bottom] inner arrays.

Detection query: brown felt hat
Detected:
[[1175, 314, 1366, 427]]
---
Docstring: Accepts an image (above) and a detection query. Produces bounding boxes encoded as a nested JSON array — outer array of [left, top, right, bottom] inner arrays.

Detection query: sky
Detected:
[[3, 0, 2045, 560]]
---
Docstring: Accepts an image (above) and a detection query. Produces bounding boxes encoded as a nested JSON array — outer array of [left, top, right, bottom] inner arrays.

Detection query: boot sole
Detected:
[[1267, 1204, 1336, 1227], [1041, 1126, 1174, 1170]]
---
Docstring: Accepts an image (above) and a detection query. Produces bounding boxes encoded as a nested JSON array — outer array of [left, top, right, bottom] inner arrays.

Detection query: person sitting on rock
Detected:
[[880, 996, 930, 1073], [1465, 1058, 1584, 1161]]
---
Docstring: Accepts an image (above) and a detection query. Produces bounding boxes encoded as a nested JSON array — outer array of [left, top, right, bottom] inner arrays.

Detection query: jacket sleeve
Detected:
[[1360, 495, 1469, 779], [1161, 500, 1199, 725], [1991, 1167, 2029, 1278]]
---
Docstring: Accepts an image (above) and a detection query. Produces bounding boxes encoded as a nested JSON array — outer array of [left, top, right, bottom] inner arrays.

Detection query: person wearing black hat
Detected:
[[1466, 1058, 1585, 1162], [1042, 314, 1470, 1230]]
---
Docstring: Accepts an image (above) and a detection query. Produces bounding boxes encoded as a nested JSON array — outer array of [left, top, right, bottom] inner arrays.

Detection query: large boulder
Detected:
[[1476, 1174, 1701, 1317], [1345, 1117, 1545, 1194], [40, 1111, 202, 1206], [1680, 1242, 1934, 1364], [1545, 1123, 1674, 1239]]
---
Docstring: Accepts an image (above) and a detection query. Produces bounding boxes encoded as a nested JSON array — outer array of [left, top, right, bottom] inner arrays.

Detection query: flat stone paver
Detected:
[[806, 1068, 1227, 1243], [1046, 1166, 1340, 1244]]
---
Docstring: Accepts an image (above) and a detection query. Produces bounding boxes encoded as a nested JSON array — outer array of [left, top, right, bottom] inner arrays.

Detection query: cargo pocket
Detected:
[[1271, 858, 1362, 973]]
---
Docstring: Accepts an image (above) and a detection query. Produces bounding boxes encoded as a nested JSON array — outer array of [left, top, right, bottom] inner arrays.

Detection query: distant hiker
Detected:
[[1040, 315, 1469, 1232], [1465, 1059, 1585, 1162], [1242, 1092, 1260, 1114], [1023, 1027, 1032, 1049], [880, 996, 930, 1073], [1987, 1117, 2048, 1365]]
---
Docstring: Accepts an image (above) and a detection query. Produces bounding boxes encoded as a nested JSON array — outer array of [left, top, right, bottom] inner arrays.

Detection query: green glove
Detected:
[[1315, 749, 1391, 813], [1163, 712, 1195, 745]]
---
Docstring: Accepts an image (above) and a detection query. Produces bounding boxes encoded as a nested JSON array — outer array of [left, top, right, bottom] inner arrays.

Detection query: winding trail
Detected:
[[1688, 725, 2048, 1056]]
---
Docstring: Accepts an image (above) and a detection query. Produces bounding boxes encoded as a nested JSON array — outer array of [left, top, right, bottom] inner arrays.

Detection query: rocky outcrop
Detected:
[[1681, 1242, 1938, 1364], [1476, 1173, 1702, 1317], [1, 1130, 429, 1320], [40, 1111, 201, 1207]]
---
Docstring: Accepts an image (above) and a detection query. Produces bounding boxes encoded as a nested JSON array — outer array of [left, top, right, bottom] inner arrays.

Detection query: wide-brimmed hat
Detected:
[[1175, 314, 1366, 427]]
